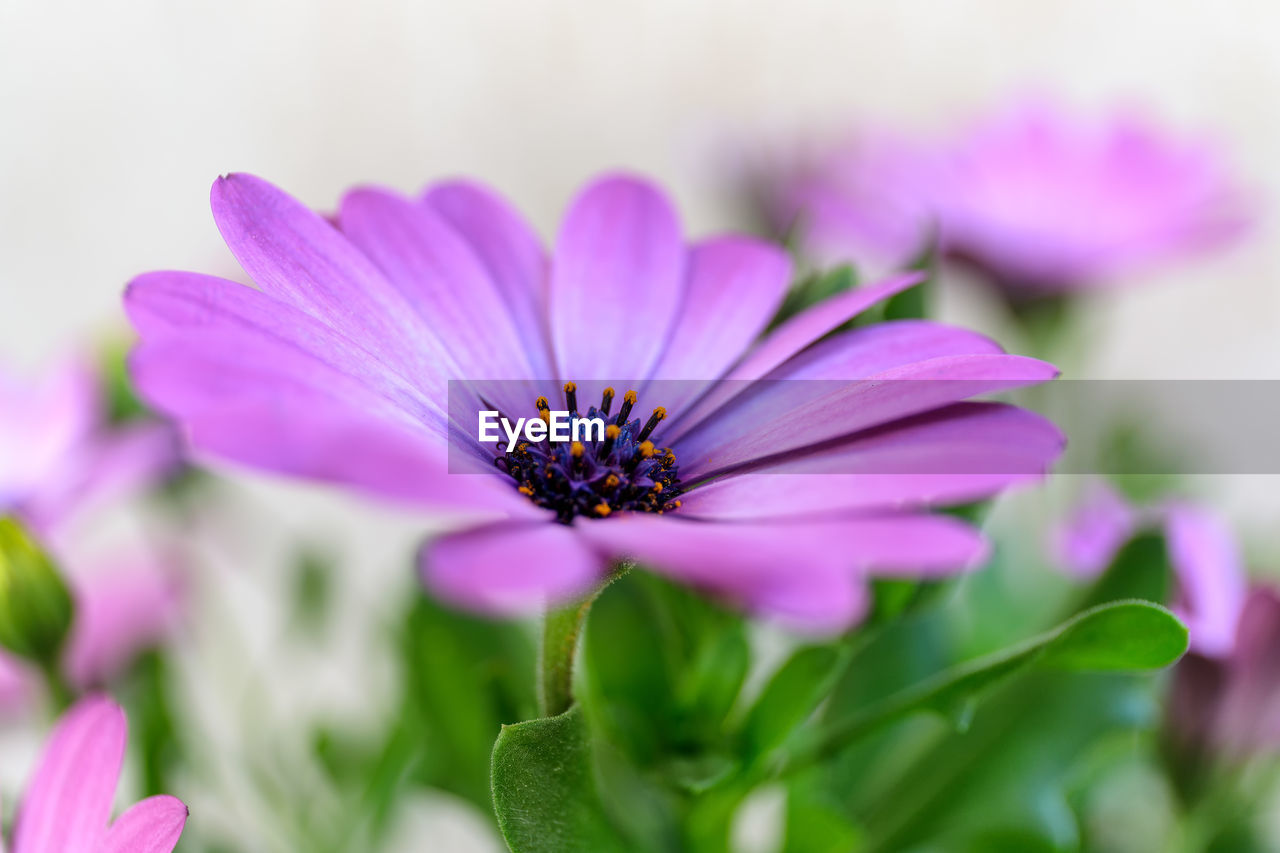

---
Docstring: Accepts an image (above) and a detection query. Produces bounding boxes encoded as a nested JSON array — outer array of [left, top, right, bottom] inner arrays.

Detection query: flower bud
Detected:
[[0, 518, 73, 665]]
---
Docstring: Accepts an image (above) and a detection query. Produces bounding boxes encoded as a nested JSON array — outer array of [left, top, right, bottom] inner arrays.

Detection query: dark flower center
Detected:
[[494, 383, 683, 523]]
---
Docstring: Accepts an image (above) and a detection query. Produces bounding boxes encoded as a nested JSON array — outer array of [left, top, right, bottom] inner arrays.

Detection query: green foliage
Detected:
[[769, 265, 859, 330]]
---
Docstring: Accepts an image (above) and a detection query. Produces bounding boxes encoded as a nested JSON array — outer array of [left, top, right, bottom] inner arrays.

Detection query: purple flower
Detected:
[[1053, 483, 1246, 657], [767, 98, 1250, 296], [10, 694, 187, 852], [0, 358, 183, 702], [1169, 585, 1280, 764], [125, 172, 1063, 630]]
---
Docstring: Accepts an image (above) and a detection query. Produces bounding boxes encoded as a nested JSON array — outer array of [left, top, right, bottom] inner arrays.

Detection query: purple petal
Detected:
[[209, 173, 440, 383], [102, 795, 188, 853], [575, 515, 865, 632], [678, 403, 1063, 519], [423, 179, 553, 376], [420, 521, 605, 614], [1049, 481, 1138, 578], [339, 186, 543, 380], [665, 273, 923, 440], [643, 236, 791, 417], [15, 695, 125, 853], [63, 556, 182, 689], [162, 388, 535, 518], [1164, 503, 1248, 658], [1216, 586, 1280, 752], [126, 271, 445, 425], [550, 174, 685, 382], [0, 357, 98, 512], [23, 422, 181, 537], [677, 353, 1058, 479], [579, 512, 987, 631], [649, 236, 792, 381]]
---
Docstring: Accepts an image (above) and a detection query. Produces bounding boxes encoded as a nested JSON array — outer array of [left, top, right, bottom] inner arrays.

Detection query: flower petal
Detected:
[[420, 521, 605, 614], [1164, 503, 1248, 658], [126, 271, 445, 423], [339, 186, 541, 381], [644, 236, 791, 416], [575, 514, 865, 632], [550, 174, 685, 382], [677, 353, 1059, 479], [14, 695, 125, 853], [164, 387, 534, 518], [102, 795, 188, 853], [210, 173, 439, 383], [423, 179, 552, 375], [665, 273, 923, 440], [679, 403, 1063, 519], [63, 556, 182, 689], [1049, 481, 1138, 578]]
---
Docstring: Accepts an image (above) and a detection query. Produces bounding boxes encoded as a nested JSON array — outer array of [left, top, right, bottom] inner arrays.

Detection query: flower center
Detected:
[[494, 383, 683, 523]]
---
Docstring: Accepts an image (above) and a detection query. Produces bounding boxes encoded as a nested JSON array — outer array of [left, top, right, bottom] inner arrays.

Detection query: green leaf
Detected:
[[770, 266, 859, 330], [741, 645, 841, 763], [790, 600, 1186, 769], [581, 572, 748, 764], [881, 231, 938, 321], [491, 705, 629, 853], [397, 593, 536, 809], [1078, 531, 1172, 609]]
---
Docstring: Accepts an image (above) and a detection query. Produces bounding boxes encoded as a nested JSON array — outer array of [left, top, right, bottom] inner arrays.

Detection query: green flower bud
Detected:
[[0, 518, 74, 666]]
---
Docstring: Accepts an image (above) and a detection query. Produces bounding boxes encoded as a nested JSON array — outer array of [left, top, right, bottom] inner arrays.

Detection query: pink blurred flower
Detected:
[[768, 98, 1251, 297], [126, 172, 1064, 631], [1053, 483, 1246, 657], [0, 357, 183, 703], [9, 694, 187, 852]]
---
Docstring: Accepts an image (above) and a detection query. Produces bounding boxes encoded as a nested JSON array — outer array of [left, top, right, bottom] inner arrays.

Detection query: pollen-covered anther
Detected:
[[495, 386, 683, 523]]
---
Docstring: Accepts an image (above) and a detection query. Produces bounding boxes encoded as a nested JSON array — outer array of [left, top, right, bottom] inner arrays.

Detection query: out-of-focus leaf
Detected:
[[1078, 531, 1172, 610], [769, 265, 859, 330], [491, 705, 630, 853], [399, 593, 536, 808], [741, 645, 841, 764], [881, 232, 938, 321], [793, 600, 1186, 769], [782, 772, 865, 853], [581, 572, 748, 765]]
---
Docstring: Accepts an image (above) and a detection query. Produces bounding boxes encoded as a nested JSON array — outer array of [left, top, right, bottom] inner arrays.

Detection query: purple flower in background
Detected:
[[126, 172, 1064, 630], [0, 358, 183, 703], [1053, 483, 1247, 657], [1169, 585, 1280, 763], [767, 98, 1250, 297], [9, 694, 187, 852]]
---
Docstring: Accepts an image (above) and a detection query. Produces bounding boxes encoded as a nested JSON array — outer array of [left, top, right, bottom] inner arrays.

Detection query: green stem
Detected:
[[537, 568, 626, 718], [39, 656, 74, 713]]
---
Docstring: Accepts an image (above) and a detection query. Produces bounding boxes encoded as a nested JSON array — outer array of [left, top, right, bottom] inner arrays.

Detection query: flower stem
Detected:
[[537, 567, 627, 718], [538, 598, 592, 718]]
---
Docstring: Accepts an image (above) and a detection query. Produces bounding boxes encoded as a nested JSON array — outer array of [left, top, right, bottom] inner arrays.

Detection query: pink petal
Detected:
[[1049, 481, 1138, 578], [15, 695, 125, 853], [666, 273, 923, 441], [102, 795, 188, 853], [550, 174, 685, 383], [209, 173, 440, 384], [679, 403, 1062, 519], [339, 186, 541, 382], [1164, 503, 1248, 658], [677, 353, 1059, 479], [63, 557, 183, 689], [643, 236, 791, 417], [169, 391, 537, 519], [420, 521, 606, 614], [423, 179, 553, 377]]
